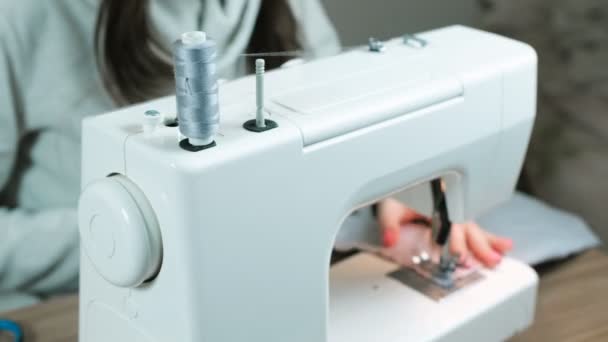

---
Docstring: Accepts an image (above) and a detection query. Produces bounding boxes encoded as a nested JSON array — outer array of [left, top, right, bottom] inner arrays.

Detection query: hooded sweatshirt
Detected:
[[0, 0, 340, 311]]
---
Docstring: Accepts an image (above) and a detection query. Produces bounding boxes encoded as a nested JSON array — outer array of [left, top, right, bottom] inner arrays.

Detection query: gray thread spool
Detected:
[[173, 31, 219, 146]]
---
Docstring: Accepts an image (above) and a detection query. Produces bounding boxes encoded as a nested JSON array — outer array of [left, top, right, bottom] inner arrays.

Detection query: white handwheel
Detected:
[[78, 175, 162, 287]]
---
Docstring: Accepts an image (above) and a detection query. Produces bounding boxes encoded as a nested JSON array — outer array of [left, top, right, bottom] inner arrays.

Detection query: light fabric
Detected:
[[0, 0, 339, 312]]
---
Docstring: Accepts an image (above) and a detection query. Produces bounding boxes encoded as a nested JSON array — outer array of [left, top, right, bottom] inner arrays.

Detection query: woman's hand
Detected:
[[377, 198, 513, 268]]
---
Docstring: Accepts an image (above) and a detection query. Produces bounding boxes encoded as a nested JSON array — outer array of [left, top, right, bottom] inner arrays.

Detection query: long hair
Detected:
[[95, 0, 299, 105]]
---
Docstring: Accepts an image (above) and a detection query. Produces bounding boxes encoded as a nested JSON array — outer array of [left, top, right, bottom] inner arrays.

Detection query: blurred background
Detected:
[[323, 0, 480, 45], [324, 0, 608, 248]]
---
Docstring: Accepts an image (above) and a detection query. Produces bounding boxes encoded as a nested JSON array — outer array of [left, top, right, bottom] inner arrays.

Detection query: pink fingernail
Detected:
[[383, 229, 398, 247]]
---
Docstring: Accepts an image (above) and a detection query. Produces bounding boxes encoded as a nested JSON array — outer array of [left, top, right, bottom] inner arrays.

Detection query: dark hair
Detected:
[[95, 0, 299, 105]]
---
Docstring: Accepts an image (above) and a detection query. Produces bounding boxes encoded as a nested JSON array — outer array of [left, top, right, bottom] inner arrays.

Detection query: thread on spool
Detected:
[[172, 31, 219, 147]]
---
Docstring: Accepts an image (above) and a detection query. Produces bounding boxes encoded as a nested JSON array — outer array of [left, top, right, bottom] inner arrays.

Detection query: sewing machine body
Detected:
[[78, 26, 538, 341]]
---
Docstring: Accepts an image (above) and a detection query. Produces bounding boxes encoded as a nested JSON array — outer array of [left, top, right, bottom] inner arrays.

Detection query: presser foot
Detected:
[[432, 254, 458, 288], [388, 252, 484, 301]]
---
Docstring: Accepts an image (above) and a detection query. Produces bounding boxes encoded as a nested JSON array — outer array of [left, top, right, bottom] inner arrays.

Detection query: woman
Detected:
[[0, 0, 511, 311]]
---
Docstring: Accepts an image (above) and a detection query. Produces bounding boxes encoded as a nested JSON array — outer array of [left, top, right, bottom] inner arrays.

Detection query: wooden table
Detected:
[[511, 249, 608, 342], [3, 250, 608, 342]]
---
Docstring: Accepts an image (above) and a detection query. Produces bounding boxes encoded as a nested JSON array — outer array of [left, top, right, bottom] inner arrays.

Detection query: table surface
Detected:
[[3, 249, 608, 342]]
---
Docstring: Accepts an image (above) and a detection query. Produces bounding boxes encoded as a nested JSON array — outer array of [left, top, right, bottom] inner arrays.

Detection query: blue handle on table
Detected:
[[0, 319, 23, 342]]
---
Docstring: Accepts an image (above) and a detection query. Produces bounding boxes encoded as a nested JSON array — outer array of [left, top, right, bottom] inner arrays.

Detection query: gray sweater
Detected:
[[0, 0, 339, 312]]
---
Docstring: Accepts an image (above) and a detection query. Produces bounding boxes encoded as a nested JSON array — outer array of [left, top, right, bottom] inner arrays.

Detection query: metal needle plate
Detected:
[[388, 263, 484, 301]]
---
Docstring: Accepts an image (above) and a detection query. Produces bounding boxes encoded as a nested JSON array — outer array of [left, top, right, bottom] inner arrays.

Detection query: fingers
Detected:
[[377, 198, 428, 247], [452, 223, 512, 268], [398, 207, 429, 226], [377, 199, 403, 247], [465, 223, 502, 268], [449, 224, 468, 264], [486, 231, 513, 254], [382, 228, 399, 247]]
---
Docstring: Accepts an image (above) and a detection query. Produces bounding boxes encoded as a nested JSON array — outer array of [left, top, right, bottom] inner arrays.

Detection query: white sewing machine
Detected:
[[77, 26, 538, 341]]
